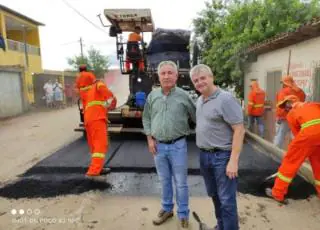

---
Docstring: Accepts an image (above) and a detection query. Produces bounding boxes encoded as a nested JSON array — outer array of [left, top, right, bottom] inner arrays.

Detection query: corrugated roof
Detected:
[[0, 4, 45, 26], [246, 17, 320, 55]]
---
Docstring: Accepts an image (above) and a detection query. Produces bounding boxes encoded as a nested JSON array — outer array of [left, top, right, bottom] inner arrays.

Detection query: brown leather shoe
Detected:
[[152, 209, 173, 225], [180, 218, 189, 228]]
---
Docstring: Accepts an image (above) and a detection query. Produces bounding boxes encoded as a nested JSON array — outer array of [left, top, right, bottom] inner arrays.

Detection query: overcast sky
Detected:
[[2, 0, 207, 71]]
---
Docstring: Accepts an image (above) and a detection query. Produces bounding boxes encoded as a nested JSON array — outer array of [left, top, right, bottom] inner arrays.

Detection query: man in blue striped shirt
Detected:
[[142, 61, 196, 228]]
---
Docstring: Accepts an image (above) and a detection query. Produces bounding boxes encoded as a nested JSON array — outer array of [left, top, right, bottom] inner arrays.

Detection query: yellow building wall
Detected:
[[0, 13, 3, 35], [27, 28, 40, 46], [0, 12, 6, 38], [0, 10, 43, 104], [0, 50, 42, 103], [6, 29, 40, 46], [6, 30, 23, 41]]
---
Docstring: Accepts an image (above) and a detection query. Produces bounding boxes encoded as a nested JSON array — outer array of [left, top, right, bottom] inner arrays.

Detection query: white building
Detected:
[[244, 17, 320, 107], [243, 17, 320, 146]]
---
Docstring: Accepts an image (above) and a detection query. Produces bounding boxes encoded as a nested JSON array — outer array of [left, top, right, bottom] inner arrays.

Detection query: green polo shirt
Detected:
[[142, 86, 196, 141]]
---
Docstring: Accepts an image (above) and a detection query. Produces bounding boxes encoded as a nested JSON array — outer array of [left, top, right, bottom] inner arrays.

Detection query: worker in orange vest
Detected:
[[75, 64, 96, 111], [84, 79, 117, 178], [125, 26, 144, 72], [266, 95, 320, 203], [273, 75, 305, 148], [247, 80, 266, 137]]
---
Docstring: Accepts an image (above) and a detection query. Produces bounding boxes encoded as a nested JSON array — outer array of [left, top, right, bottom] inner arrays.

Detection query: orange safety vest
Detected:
[[276, 87, 305, 120], [128, 32, 142, 42], [75, 71, 96, 109], [84, 80, 116, 123], [276, 103, 320, 186], [248, 89, 266, 116], [286, 102, 320, 137]]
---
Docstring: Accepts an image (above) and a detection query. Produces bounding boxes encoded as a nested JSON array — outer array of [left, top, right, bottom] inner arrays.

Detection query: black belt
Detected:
[[156, 136, 186, 144], [200, 147, 226, 153]]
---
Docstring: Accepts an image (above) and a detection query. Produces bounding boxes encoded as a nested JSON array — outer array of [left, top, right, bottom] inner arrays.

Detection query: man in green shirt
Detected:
[[142, 60, 196, 228]]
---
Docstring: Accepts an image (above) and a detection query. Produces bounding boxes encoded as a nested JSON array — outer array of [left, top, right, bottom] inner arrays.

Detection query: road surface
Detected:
[[0, 134, 314, 200]]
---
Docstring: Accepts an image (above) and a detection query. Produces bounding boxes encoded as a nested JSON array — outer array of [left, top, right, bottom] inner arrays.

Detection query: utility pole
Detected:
[[287, 50, 292, 75], [80, 37, 84, 60]]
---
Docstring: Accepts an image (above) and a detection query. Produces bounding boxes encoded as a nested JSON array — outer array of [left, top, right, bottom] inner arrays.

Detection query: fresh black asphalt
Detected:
[[0, 133, 315, 199]]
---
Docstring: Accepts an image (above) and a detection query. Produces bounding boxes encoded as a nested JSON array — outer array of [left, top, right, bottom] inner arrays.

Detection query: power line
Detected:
[[61, 0, 108, 35]]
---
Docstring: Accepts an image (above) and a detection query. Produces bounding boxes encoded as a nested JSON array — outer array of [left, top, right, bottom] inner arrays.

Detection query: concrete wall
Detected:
[[244, 36, 320, 147], [244, 36, 320, 105], [33, 71, 77, 107]]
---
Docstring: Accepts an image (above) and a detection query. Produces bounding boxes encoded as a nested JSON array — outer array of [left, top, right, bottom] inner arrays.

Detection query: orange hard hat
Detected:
[[281, 75, 296, 88], [277, 95, 300, 108]]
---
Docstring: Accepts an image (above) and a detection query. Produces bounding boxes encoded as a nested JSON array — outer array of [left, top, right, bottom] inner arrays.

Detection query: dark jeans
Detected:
[[200, 150, 239, 230]]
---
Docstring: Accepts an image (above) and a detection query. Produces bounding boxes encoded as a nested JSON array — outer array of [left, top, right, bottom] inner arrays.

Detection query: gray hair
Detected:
[[190, 64, 213, 78], [157, 61, 178, 75]]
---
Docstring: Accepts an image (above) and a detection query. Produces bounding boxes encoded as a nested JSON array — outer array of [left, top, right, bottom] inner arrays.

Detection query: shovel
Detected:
[[259, 172, 277, 194], [192, 211, 216, 230]]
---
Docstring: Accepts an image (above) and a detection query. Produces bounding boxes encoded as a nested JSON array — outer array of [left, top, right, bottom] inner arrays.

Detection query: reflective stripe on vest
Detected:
[[253, 104, 264, 108], [315, 179, 320, 186], [277, 172, 292, 183], [301, 118, 320, 130], [248, 101, 263, 108], [86, 100, 108, 110], [80, 85, 92, 91], [92, 153, 105, 159]]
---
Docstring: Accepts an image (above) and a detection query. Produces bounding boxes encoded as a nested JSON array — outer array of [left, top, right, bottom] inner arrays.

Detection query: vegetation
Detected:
[[193, 0, 320, 98], [67, 47, 110, 78]]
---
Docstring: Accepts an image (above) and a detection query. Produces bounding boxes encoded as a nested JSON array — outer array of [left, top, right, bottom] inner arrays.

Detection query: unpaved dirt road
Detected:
[[0, 74, 319, 230], [0, 193, 319, 230]]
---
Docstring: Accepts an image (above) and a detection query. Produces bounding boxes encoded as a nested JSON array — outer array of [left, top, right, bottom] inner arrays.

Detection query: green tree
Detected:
[[67, 46, 110, 78], [193, 0, 320, 98]]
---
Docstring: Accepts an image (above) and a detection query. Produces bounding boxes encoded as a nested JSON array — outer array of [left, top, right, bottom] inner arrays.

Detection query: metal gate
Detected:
[[0, 71, 24, 118]]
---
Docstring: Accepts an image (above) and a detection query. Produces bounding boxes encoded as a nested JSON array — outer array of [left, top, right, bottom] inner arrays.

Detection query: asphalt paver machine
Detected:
[[74, 9, 198, 136]]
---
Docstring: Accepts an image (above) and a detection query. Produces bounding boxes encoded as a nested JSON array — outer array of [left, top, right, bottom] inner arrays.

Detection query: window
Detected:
[[266, 71, 282, 107]]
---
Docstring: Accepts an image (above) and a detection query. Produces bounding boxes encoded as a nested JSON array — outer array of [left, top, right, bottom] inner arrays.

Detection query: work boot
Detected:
[[85, 174, 106, 182], [152, 209, 173, 225], [265, 188, 288, 205], [180, 218, 189, 228], [100, 167, 111, 175]]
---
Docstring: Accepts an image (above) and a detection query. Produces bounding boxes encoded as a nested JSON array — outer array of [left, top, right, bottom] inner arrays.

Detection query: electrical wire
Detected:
[[61, 0, 107, 35]]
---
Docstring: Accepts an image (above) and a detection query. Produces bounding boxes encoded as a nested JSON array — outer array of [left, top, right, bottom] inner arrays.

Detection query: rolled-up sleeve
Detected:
[[142, 95, 152, 135], [221, 93, 243, 125]]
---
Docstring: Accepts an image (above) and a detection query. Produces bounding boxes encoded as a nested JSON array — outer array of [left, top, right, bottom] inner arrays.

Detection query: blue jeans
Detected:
[[154, 138, 189, 219], [248, 115, 264, 137], [200, 150, 239, 230]]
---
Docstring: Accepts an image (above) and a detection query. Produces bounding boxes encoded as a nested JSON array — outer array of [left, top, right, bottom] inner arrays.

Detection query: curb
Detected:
[[245, 129, 314, 184]]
